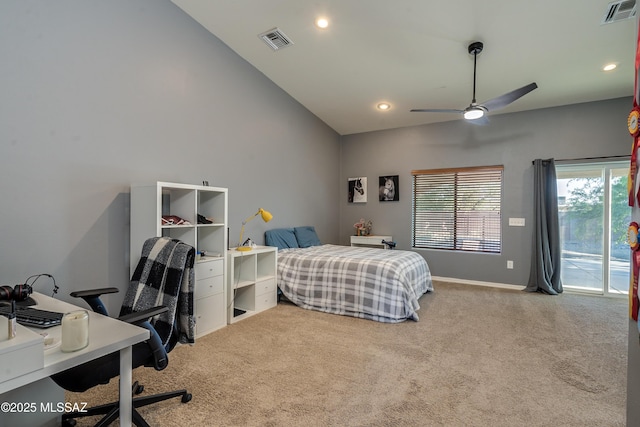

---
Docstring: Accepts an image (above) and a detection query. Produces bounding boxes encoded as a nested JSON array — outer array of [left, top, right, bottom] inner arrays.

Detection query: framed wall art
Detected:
[[348, 177, 367, 203], [379, 175, 399, 201]]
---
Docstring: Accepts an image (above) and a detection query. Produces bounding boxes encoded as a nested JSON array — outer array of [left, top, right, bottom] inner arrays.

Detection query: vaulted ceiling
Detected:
[[171, 0, 637, 135]]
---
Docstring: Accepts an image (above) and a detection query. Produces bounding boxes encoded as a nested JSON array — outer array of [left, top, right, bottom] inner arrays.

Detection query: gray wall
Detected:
[[0, 0, 340, 311], [340, 97, 632, 285]]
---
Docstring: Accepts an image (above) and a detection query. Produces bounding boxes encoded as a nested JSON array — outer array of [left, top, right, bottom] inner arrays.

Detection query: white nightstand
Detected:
[[350, 235, 393, 249], [227, 246, 278, 324]]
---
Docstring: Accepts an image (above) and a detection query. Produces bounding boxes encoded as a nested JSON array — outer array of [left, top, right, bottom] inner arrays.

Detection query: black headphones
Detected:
[[0, 284, 33, 302]]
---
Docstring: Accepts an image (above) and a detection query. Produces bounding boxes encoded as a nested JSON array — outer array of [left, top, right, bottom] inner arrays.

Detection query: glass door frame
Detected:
[[556, 160, 629, 298]]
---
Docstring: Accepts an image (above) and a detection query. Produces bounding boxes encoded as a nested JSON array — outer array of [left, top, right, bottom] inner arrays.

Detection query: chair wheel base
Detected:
[[133, 382, 145, 395], [182, 393, 192, 403]]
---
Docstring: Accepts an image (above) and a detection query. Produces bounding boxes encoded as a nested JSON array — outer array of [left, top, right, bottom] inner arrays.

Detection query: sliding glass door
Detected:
[[556, 161, 630, 296]]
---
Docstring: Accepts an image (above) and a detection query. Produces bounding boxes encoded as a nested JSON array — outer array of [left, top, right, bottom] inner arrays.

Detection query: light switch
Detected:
[[509, 218, 525, 227]]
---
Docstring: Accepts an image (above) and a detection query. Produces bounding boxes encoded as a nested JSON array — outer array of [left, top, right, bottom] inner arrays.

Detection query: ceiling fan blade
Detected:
[[410, 108, 464, 113], [481, 82, 538, 112]]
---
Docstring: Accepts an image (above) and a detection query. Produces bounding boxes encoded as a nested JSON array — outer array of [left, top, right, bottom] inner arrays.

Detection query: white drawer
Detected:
[[255, 291, 277, 312], [255, 278, 276, 297], [196, 258, 223, 279], [195, 293, 225, 337], [195, 275, 224, 300]]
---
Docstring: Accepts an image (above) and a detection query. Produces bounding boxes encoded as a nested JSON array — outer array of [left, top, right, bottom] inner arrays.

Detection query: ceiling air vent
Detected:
[[601, 0, 636, 24], [258, 28, 293, 51]]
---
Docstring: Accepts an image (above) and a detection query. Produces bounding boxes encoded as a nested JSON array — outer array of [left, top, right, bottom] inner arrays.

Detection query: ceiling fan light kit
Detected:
[[463, 107, 485, 120], [411, 41, 538, 124]]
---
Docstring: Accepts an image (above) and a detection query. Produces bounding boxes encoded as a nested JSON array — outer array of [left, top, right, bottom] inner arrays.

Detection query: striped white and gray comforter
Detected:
[[277, 244, 433, 323]]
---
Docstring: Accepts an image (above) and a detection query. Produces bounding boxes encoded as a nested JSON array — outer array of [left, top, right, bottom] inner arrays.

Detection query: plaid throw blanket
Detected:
[[121, 237, 196, 345]]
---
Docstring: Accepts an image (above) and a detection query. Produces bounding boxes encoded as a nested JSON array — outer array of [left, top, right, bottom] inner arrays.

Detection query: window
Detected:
[[412, 166, 503, 253]]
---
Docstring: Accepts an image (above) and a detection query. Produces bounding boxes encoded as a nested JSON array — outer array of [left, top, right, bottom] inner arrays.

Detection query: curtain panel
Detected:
[[526, 158, 563, 294]]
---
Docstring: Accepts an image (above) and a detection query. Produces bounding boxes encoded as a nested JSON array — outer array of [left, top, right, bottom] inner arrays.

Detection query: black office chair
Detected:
[[52, 237, 196, 427]]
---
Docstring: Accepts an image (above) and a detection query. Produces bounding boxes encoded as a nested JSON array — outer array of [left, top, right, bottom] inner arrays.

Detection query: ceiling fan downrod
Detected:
[[468, 41, 483, 105]]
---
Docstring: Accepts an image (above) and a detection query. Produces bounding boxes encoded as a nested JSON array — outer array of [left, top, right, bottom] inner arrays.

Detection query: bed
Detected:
[[265, 227, 433, 323]]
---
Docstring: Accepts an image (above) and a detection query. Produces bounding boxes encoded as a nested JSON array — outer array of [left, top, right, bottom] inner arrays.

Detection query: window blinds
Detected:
[[412, 166, 503, 253]]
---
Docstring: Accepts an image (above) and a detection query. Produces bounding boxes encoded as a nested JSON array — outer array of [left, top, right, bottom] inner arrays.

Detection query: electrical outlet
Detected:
[[507, 260, 514, 269]]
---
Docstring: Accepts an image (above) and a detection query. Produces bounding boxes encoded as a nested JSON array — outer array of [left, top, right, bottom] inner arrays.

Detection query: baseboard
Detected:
[[431, 276, 629, 299], [431, 276, 526, 291]]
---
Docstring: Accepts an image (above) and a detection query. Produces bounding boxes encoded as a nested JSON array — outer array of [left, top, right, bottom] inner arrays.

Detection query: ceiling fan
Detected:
[[410, 41, 538, 124]]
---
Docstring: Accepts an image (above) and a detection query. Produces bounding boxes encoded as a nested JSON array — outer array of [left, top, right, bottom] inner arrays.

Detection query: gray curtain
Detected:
[[526, 158, 563, 294]]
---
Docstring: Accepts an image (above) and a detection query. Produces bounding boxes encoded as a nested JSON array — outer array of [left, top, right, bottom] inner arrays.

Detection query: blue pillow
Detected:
[[294, 226, 322, 247], [265, 228, 299, 250]]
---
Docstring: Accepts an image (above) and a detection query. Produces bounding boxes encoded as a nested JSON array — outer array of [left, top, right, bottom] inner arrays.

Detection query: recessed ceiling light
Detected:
[[316, 18, 329, 29], [603, 63, 617, 71], [377, 102, 391, 111]]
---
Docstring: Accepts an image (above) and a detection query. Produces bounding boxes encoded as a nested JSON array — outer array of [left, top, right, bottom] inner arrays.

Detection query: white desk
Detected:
[[0, 293, 149, 427], [350, 235, 393, 249]]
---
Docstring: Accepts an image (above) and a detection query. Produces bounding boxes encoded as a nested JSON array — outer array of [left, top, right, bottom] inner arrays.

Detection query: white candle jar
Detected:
[[61, 310, 90, 352]]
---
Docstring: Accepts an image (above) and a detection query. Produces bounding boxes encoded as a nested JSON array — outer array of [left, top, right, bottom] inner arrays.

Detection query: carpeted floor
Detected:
[[67, 280, 628, 426]]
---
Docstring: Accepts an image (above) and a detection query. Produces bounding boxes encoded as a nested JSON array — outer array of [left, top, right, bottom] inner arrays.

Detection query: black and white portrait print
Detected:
[[379, 175, 399, 202]]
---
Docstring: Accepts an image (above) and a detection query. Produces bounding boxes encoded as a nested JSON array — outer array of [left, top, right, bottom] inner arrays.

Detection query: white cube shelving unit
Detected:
[[130, 182, 228, 338], [227, 246, 277, 324]]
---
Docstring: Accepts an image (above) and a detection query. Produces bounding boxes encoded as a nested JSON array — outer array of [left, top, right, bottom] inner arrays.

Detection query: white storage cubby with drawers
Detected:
[[130, 181, 228, 337], [227, 246, 277, 324]]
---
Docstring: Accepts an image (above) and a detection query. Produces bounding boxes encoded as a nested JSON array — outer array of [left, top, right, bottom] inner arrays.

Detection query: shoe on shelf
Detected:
[[197, 214, 213, 224]]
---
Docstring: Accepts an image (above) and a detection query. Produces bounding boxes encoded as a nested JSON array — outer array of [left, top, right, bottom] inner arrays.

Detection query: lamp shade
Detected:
[[258, 208, 273, 223]]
